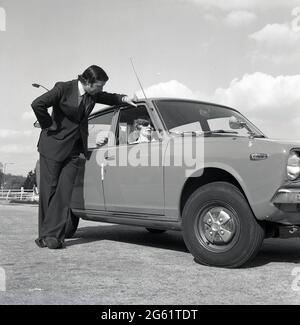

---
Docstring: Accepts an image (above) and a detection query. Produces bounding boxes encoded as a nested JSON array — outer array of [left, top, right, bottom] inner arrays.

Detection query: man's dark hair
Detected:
[[78, 65, 109, 85]]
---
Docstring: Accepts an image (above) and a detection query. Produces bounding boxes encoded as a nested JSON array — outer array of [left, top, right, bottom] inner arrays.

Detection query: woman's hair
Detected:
[[78, 65, 109, 85], [133, 118, 151, 131]]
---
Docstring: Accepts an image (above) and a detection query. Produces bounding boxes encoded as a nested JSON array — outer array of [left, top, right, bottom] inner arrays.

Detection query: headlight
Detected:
[[287, 151, 300, 180]]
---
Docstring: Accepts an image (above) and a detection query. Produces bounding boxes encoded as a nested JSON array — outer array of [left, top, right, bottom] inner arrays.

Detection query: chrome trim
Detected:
[[250, 153, 268, 161], [272, 188, 300, 204]]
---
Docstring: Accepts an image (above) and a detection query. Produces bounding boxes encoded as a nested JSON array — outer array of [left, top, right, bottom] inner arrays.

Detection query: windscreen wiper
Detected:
[[203, 129, 238, 135], [251, 134, 265, 138], [205, 130, 266, 138], [169, 129, 265, 138], [169, 130, 238, 136]]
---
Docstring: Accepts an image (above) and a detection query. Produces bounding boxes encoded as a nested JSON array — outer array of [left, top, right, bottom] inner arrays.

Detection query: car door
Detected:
[[71, 109, 116, 210], [103, 105, 165, 215]]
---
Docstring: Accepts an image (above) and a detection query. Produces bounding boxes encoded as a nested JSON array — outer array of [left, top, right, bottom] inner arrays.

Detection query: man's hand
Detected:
[[122, 94, 138, 107], [46, 120, 58, 132]]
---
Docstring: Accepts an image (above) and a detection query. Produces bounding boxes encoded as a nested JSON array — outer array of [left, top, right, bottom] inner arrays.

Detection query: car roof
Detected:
[[90, 97, 239, 117]]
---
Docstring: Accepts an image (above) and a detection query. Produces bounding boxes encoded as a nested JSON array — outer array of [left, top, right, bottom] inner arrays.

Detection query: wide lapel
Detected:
[[56, 80, 80, 123], [68, 79, 79, 109], [63, 79, 81, 122]]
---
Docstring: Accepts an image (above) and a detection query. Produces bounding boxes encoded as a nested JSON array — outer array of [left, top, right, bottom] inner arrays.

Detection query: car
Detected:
[[38, 98, 300, 268]]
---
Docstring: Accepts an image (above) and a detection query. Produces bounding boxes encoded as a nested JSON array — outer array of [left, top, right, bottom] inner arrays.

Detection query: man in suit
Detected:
[[31, 65, 136, 249]]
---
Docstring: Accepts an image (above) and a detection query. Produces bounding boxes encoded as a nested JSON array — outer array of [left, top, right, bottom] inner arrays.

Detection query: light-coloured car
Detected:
[[63, 98, 300, 268]]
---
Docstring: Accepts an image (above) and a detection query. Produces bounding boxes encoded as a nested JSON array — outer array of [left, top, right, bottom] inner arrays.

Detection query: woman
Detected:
[[129, 118, 155, 144]]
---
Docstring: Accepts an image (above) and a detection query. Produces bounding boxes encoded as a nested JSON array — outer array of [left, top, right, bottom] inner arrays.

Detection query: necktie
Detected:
[[79, 93, 89, 120]]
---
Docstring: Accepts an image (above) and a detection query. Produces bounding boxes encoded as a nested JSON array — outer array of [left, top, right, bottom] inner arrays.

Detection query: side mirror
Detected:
[[229, 116, 246, 130], [33, 121, 41, 128]]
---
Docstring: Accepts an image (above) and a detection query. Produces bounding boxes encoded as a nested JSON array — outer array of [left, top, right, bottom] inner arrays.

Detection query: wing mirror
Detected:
[[229, 116, 246, 130], [33, 121, 41, 128]]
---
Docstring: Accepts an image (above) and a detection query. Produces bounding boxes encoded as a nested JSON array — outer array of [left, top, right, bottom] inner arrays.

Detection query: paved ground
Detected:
[[0, 204, 300, 305]]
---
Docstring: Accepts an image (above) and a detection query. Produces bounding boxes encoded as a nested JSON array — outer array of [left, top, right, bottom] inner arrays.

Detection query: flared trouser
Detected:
[[38, 150, 80, 241]]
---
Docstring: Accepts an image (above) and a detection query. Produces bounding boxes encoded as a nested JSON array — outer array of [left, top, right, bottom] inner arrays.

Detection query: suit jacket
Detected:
[[31, 79, 125, 161]]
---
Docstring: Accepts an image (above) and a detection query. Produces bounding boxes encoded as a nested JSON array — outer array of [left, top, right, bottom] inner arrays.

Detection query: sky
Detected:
[[1, 0, 300, 175]]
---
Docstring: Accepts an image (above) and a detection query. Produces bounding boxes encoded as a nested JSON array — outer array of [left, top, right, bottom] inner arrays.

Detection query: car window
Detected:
[[170, 121, 202, 133], [116, 105, 159, 146], [88, 111, 114, 149], [156, 101, 207, 132], [155, 100, 264, 137]]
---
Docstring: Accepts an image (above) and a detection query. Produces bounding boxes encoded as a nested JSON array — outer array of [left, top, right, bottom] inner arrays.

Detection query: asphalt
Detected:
[[1, 204, 300, 305]]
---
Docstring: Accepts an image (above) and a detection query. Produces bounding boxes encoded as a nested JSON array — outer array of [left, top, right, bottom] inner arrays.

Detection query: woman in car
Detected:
[[128, 118, 155, 144]]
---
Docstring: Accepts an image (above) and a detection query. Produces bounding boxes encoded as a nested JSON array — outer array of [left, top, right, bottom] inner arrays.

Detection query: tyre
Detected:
[[145, 228, 167, 234], [182, 182, 265, 268], [65, 208, 80, 239]]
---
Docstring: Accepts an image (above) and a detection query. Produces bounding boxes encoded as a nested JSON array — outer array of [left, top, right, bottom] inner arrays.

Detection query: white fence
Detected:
[[0, 187, 39, 202]]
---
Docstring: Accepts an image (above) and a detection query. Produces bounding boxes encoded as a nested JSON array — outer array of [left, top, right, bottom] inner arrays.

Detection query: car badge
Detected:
[[250, 153, 269, 161]]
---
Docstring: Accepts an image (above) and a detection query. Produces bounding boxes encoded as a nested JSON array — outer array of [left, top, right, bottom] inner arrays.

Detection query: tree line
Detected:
[[0, 167, 37, 189]]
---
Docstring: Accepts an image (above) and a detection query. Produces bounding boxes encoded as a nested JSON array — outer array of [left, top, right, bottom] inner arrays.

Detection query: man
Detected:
[[31, 65, 136, 249]]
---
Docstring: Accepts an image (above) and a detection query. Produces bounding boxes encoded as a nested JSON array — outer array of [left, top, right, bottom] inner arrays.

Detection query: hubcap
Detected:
[[198, 206, 237, 247]]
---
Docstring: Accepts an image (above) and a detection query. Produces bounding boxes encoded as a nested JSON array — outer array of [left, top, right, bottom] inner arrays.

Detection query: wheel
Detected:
[[182, 182, 265, 268], [145, 228, 167, 234], [65, 208, 80, 239]]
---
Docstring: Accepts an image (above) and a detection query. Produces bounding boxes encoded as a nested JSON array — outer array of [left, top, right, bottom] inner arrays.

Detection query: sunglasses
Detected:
[[140, 121, 152, 128]]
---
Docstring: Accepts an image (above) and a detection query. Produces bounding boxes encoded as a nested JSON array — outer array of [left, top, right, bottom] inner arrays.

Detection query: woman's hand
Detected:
[[96, 132, 108, 147]]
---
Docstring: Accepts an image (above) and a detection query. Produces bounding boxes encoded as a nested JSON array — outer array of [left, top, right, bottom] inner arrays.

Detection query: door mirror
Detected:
[[229, 116, 246, 130], [33, 121, 41, 128]]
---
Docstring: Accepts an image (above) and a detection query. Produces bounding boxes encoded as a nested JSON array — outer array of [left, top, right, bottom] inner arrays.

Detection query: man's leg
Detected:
[[42, 154, 80, 242], [38, 154, 63, 240]]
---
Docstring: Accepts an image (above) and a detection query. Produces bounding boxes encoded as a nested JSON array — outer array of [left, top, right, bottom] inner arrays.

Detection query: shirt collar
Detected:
[[78, 80, 86, 96]]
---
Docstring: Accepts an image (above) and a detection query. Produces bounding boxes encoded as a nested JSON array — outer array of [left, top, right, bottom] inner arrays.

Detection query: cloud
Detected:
[[202, 10, 256, 27], [136, 74, 300, 140], [213, 72, 300, 139], [135, 80, 200, 99], [177, 0, 300, 10], [249, 23, 300, 64], [224, 10, 257, 27], [0, 129, 33, 139], [250, 23, 300, 47]]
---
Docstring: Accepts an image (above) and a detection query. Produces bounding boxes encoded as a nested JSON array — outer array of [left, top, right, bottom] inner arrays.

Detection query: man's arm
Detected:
[[94, 91, 125, 106], [94, 92, 137, 107], [31, 82, 63, 129]]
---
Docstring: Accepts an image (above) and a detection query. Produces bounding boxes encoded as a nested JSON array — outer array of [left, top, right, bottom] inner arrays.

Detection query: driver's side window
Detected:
[[88, 110, 115, 149], [116, 106, 158, 146]]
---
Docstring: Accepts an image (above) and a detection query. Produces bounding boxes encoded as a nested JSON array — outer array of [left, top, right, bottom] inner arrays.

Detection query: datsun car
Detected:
[[41, 98, 300, 268]]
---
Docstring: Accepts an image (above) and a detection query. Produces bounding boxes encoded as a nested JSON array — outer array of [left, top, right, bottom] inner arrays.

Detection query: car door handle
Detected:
[[105, 155, 115, 161]]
